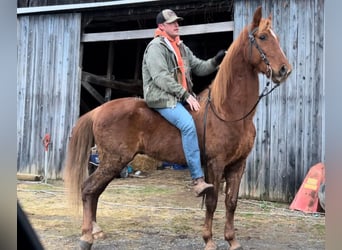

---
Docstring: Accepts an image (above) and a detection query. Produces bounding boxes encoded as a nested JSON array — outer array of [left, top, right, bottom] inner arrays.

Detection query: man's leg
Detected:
[[156, 103, 202, 178], [155, 103, 213, 196]]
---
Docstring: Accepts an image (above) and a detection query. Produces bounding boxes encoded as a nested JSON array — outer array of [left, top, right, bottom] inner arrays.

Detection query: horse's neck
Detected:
[[211, 34, 259, 118]]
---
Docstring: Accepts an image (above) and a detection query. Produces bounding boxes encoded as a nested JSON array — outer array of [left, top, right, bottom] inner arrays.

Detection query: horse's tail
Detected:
[[63, 110, 95, 214]]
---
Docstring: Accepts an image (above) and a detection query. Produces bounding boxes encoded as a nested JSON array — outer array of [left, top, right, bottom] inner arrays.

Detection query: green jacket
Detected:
[[142, 36, 218, 108]]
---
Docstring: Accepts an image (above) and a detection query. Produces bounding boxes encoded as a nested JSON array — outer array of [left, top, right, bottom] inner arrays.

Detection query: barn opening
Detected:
[[80, 1, 234, 115]]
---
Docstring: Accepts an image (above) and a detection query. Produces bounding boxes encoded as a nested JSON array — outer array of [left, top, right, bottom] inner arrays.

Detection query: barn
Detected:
[[17, 0, 324, 203]]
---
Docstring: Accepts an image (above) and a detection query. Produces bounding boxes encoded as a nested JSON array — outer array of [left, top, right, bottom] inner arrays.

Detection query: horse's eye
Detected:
[[259, 34, 266, 40]]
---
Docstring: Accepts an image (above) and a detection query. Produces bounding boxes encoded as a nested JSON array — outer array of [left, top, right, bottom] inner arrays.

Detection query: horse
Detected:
[[64, 6, 291, 250]]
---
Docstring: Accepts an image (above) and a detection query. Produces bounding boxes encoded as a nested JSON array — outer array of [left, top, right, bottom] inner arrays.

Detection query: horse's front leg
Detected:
[[202, 174, 221, 250], [223, 161, 246, 250]]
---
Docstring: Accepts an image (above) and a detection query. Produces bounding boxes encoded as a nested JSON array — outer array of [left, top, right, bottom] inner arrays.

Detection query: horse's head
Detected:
[[248, 6, 292, 84]]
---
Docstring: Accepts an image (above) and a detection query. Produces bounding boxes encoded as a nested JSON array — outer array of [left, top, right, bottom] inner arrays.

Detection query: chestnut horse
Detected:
[[64, 6, 291, 250]]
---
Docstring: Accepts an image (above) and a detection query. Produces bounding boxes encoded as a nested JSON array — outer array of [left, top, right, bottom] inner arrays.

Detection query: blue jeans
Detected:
[[155, 102, 204, 180]]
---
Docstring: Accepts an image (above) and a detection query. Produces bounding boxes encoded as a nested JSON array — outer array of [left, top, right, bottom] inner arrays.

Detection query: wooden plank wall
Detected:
[[17, 13, 82, 178], [235, 0, 324, 202]]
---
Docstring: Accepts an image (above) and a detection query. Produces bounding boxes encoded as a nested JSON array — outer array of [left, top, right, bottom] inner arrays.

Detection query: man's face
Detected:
[[159, 21, 180, 39]]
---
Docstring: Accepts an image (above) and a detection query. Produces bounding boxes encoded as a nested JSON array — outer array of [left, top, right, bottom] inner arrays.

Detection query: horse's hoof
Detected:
[[79, 240, 92, 250], [205, 241, 217, 250], [93, 230, 106, 240], [229, 244, 243, 250], [229, 241, 243, 250]]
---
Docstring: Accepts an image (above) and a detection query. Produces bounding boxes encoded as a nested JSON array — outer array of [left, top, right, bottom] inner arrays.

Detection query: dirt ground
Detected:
[[17, 168, 325, 250]]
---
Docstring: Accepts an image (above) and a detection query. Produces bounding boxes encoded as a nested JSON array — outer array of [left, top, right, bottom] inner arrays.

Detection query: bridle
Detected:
[[248, 27, 271, 74], [204, 27, 279, 124]]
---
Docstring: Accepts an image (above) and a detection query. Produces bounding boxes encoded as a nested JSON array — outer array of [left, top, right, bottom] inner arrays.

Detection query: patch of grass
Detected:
[[259, 200, 287, 211], [105, 184, 173, 196], [138, 185, 173, 195], [17, 182, 60, 191], [312, 223, 325, 235], [259, 200, 270, 210], [238, 212, 255, 219]]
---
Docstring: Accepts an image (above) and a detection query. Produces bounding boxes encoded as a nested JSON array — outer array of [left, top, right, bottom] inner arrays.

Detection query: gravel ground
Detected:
[[17, 169, 325, 250]]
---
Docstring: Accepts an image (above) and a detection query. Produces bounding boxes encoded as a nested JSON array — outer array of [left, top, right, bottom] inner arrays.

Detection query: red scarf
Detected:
[[154, 28, 187, 90]]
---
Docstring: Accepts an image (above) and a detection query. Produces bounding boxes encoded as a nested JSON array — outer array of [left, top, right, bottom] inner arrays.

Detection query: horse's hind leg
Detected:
[[91, 198, 106, 240], [87, 164, 104, 239], [79, 162, 121, 250], [223, 161, 246, 250]]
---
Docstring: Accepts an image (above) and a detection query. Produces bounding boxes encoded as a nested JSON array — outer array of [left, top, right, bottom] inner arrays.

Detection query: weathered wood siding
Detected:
[[17, 13, 82, 178], [16, 1, 325, 202], [235, 0, 324, 202]]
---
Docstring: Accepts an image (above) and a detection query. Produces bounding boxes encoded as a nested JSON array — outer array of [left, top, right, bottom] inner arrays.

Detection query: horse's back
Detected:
[[91, 97, 183, 161], [93, 97, 158, 130], [98, 97, 149, 114]]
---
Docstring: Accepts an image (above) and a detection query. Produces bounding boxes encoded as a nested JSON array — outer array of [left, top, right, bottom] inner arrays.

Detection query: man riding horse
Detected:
[[142, 9, 225, 197]]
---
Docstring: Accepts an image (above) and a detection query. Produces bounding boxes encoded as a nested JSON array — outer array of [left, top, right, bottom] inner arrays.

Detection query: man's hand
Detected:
[[186, 95, 200, 111], [214, 49, 226, 66]]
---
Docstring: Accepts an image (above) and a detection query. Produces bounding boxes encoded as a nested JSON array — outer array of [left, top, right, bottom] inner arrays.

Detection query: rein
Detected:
[[205, 81, 278, 123]]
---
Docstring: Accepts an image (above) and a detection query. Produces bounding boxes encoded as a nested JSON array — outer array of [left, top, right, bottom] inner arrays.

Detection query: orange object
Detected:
[[289, 162, 325, 213], [42, 134, 51, 152]]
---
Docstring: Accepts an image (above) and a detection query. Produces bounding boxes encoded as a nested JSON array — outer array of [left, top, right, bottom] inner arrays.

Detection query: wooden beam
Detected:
[[82, 71, 143, 96], [134, 43, 142, 80], [17, 173, 43, 181], [82, 21, 234, 42], [80, 98, 92, 113], [105, 42, 114, 101], [81, 79, 105, 104], [17, 0, 159, 15]]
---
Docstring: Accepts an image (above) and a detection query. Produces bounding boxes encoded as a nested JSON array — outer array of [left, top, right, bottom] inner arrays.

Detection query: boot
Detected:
[[193, 177, 214, 197]]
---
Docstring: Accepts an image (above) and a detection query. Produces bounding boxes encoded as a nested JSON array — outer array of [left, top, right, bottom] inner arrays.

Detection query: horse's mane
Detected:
[[210, 27, 248, 113], [210, 17, 272, 114]]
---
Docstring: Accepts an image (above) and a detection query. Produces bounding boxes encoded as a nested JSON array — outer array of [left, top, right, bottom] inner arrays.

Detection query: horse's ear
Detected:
[[252, 6, 262, 28], [268, 13, 272, 22]]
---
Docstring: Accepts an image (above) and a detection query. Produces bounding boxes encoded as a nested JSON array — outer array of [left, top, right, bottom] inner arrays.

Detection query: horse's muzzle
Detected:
[[272, 64, 292, 84]]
